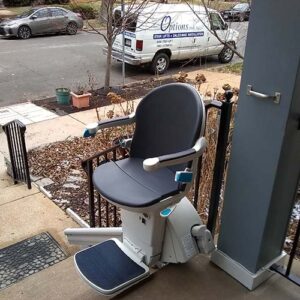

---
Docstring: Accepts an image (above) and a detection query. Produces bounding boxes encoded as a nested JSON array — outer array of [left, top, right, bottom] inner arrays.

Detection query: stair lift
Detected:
[[64, 83, 215, 296]]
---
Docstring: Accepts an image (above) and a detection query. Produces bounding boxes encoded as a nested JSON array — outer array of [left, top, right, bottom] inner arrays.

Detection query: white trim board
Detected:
[[211, 249, 286, 290]]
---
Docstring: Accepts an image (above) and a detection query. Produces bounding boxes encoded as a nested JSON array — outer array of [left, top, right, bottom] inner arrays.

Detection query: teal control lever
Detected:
[[175, 170, 193, 183]]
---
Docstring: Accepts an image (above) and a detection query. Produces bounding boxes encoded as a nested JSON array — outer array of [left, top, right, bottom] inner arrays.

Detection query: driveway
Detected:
[[0, 22, 248, 106]]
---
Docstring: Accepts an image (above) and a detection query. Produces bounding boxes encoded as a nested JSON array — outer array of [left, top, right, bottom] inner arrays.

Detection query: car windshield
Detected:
[[15, 9, 37, 19], [233, 4, 248, 11]]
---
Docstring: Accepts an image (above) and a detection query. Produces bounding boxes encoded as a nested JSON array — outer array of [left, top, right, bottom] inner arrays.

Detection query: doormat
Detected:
[[0, 232, 67, 290]]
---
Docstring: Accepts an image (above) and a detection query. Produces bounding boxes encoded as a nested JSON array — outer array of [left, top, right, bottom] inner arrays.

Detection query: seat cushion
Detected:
[[93, 158, 180, 208]]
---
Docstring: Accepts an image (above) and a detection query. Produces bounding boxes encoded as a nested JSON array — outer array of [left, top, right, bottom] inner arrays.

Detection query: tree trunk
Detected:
[[104, 42, 113, 91], [100, 0, 110, 23], [103, 0, 114, 91]]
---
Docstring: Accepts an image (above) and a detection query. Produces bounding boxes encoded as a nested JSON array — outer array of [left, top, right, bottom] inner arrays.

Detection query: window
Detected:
[[209, 13, 225, 31], [16, 9, 37, 19], [233, 4, 249, 12], [33, 9, 50, 19], [113, 10, 137, 32], [50, 8, 65, 17]]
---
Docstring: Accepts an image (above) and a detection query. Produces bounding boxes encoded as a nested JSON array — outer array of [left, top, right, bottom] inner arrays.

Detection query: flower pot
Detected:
[[56, 88, 70, 105], [71, 92, 92, 109]]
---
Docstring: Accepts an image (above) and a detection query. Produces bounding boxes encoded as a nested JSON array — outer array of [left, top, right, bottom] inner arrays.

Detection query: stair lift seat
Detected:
[[93, 158, 180, 208], [93, 83, 205, 209], [71, 83, 210, 296]]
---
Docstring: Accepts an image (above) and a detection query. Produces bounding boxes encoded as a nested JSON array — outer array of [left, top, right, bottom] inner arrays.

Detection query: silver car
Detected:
[[0, 7, 83, 39]]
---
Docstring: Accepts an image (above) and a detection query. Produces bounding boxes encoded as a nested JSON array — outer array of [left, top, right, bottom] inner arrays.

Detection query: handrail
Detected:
[[2, 119, 31, 189]]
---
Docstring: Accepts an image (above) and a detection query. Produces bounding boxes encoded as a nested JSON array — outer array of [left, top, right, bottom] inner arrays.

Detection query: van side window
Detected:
[[209, 13, 225, 31]]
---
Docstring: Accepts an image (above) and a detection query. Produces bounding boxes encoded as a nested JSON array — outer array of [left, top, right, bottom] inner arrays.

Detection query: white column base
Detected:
[[211, 249, 286, 290]]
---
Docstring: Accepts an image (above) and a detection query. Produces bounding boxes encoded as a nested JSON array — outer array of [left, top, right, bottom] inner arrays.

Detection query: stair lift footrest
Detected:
[[74, 239, 149, 295]]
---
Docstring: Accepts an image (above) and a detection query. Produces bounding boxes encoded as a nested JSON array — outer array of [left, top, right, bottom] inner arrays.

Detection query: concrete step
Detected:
[[0, 187, 79, 252], [0, 184, 39, 206], [0, 173, 14, 189]]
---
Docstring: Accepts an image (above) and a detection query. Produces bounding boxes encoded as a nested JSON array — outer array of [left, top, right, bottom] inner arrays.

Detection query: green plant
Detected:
[[4, 0, 68, 6], [74, 83, 89, 95], [3, 0, 31, 6], [67, 3, 97, 20]]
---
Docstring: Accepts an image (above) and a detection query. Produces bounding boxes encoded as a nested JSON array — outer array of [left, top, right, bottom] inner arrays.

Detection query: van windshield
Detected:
[[113, 9, 137, 32]]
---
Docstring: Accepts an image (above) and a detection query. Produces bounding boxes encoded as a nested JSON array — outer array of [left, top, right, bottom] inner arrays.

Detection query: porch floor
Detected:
[[1, 250, 299, 300]]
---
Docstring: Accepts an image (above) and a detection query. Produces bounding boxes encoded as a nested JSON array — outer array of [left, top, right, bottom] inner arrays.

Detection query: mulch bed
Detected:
[[33, 77, 175, 115], [28, 129, 131, 223]]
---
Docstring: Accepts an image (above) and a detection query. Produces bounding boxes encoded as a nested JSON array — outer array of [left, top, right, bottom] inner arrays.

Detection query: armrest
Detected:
[[143, 137, 207, 171], [83, 113, 135, 137]]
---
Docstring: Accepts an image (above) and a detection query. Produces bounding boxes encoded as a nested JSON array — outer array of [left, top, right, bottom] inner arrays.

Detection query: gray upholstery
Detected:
[[93, 158, 179, 207], [131, 84, 203, 164], [93, 83, 204, 208]]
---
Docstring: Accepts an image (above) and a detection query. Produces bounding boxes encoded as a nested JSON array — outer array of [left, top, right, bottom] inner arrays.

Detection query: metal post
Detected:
[[87, 160, 96, 227], [20, 126, 31, 189], [286, 217, 300, 276], [121, 0, 125, 85], [4, 125, 17, 184], [193, 157, 202, 210], [207, 91, 233, 235]]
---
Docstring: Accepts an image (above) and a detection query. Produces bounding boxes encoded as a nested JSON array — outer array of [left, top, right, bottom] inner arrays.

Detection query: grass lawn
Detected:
[[84, 18, 103, 29], [210, 62, 244, 75], [6, 1, 101, 16], [5, 6, 30, 15]]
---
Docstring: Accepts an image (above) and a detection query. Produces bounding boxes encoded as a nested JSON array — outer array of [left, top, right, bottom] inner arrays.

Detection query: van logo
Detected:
[[161, 16, 171, 31]]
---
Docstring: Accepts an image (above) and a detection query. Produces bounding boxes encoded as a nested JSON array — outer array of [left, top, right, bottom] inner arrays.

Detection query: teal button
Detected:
[[161, 208, 172, 217]]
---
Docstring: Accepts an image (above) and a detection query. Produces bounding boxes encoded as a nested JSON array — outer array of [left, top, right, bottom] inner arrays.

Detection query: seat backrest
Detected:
[[130, 83, 205, 171]]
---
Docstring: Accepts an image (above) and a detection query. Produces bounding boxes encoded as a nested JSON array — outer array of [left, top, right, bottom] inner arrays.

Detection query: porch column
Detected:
[[211, 0, 300, 290]]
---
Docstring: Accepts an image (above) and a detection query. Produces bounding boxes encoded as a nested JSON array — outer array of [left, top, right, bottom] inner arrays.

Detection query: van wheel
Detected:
[[150, 53, 170, 75], [239, 14, 245, 22], [218, 44, 234, 63]]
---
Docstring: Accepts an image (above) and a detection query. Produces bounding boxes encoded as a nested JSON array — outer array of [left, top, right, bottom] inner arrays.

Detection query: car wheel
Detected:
[[66, 22, 78, 35], [218, 44, 234, 63], [239, 14, 245, 22], [18, 26, 31, 39], [150, 53, 170, 75]]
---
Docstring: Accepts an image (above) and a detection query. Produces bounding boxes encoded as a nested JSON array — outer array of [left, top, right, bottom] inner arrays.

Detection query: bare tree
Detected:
[[85, 0, 156, 91], [99, 0, 109, 23], [85, 0, 247, 90], [185, 0, 244, 59]]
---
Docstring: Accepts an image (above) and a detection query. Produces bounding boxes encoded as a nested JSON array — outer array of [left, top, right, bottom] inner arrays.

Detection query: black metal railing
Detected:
[[271, 200, 300, 286], [81, 144, 128, 228], [82, 91, 234, 232], [194, 91, 234, 235], [2, 120, 31, 189]]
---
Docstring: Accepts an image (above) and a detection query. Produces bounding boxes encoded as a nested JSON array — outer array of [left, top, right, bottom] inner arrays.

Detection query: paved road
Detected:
[[0, 22, 248, 107]]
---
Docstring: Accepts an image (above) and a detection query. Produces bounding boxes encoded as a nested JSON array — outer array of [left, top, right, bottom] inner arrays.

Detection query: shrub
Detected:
[[67, 4, 97, 20], [3, 0, 31, 6], [4, 0, 69, 6]]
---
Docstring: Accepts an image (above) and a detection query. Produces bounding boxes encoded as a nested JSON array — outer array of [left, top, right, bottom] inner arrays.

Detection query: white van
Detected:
[[106, 3, 239, 74]]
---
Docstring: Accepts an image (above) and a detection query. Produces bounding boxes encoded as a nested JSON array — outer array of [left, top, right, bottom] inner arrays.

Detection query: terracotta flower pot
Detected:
[[70, 92, 92, 109]]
